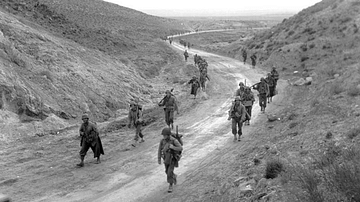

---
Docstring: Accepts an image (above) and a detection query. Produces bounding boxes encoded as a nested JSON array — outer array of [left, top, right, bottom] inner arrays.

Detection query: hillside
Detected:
[[236, 0, 360, 200], [168, 0, 360, 201], [0, 0, 190, 127]]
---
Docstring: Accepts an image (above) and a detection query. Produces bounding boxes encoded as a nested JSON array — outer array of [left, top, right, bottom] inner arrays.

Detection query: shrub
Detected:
[[301, 56, 309, 62], [288, 30, 295, 36], [265, 159, 284, 179], [347, 85, 360, 97], [330, 83, 344, 95], [309, 43, 315, 49], [346, 127, 360, 139], [289, 122, 298, 129]]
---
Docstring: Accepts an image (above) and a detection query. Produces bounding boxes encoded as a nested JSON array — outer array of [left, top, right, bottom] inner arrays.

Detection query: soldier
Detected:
[[242, 49, 247, 64], [199, 71, 210, 91], [242, 87, 255, 125], [187, 42, 191, 49], [235, 82, 246, 98], [252, 78, 269, 113], [228, 96, 247, 141], [184, 50, 189, 62], [270, 66, 279, 86], [188, 76, 201, 99], [128, 98, 145, 147], [265, 73, 276, 103], [250, 53, 257, 68], [158, 127, 183, 193], [158, 90, 179, 129], [77, 113, 104, 167], [194, 54, 198, 66]]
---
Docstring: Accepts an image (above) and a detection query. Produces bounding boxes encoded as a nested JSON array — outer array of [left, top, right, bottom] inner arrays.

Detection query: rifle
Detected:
[[158, 88, 174, 106]]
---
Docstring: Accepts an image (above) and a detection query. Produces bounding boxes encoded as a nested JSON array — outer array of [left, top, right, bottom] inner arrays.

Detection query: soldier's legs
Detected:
[[231, 118, 238, 141], [164, 109, 170, 126], [165, 163, 176, 184], [246, 106, 252, 125], [77, 140, 91, 167], [169, 110, 174, 129], [237, 121, 243, 141]]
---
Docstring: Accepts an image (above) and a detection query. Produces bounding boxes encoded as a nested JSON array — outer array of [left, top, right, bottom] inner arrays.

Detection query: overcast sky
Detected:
[[103, 0, 323, 16]]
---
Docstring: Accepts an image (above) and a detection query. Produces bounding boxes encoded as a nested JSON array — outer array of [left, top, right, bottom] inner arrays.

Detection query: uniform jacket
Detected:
[[158, 136, 183, 167], [128, 104, 143, 126], [228, 102, 246, 122], [159, 95, 178, 111], [79, 122, 98, 146]]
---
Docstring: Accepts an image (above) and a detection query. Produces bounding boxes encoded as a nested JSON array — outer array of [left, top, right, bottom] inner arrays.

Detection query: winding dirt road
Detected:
[[30, 40, 269, 202]]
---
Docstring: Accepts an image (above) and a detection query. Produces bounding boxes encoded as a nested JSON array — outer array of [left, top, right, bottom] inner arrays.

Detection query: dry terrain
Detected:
[[1, 0, 360, 201]]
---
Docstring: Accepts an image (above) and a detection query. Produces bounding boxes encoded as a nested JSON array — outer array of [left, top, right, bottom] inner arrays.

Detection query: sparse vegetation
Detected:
[[347, 85, 360, 97], [283, 146, 360, 202], [330, 83, 344, 95], [346, 127, 360, 139], [265, 158, 284, 179]]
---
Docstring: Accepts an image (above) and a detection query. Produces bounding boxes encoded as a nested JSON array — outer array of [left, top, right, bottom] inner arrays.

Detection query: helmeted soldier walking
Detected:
[[128, 98, 145, 147], [242, 49, 247, 64], [158, 90, 179, 129], [158, 128, 183, 193], [242, 87, 255, 125], [77, 113, 104, 167], [250, 53, 257, 68], [184, 50, 189, 62], [235, 82, 246, 99], [188, 76, 201, 99], [270, 66, 279, 86], [252, 78, 269, 112], [228, 96, 247, 141], [265, 73, 276, 103]]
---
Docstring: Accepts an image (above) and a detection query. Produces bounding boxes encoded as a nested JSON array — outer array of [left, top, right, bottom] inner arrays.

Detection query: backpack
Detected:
[[171, 126, 183, 161]]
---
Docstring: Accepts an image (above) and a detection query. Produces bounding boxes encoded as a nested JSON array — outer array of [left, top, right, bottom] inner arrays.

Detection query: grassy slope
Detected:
[[0, 0, 190, 123], [175, 0, 360, 201]]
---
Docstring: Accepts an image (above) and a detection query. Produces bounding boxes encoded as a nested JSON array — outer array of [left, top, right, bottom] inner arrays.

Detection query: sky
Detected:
[[103, 0, 323, 16]]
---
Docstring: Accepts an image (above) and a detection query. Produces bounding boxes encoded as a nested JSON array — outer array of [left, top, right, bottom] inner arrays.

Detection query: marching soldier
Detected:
[[128, 98, 145, 147], [265, 73, 276, 103], [188, 76, 201, 99], [270, 66, 279, 86], [241, 87, 255, 125], [235, 82, 246, 99], [228, 96, 247, 141], [242, 49, 247, 64], [252, 78, 269, 112], [77, 113, 104, 167], [158, 128, 183, 193], [250, 53, 257, 68], [184, 50, 189, 62], [158, 90, 179, 129]]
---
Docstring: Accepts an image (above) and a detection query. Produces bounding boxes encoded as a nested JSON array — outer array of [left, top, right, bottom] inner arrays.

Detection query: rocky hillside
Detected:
[[233, 0, 360, 200], [0, 0, 188, 125]]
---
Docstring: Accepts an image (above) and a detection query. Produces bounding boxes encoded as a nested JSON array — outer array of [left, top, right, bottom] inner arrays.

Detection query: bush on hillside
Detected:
[[265, 158, 284, 179], [347, 85, 360, 97], [282, 146, 360, 202]]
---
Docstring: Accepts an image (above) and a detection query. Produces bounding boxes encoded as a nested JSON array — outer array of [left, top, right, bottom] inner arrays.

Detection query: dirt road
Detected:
[[54, 43, 265, 202], [1, 40, 270, 202]]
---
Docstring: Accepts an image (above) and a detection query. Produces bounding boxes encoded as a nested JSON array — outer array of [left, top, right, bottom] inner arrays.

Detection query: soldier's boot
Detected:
[[233, 134, 237, 142], [168, 184, 173, 193], [95, 157, 101, 164], [131, 139, 138, 147], [139, 138, 145, 143], [76, 156, 85, 167]]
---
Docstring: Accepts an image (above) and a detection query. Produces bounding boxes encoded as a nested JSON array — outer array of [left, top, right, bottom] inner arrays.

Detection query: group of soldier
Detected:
[[228, 66, 279, 142], [74, 41, 279, 194]]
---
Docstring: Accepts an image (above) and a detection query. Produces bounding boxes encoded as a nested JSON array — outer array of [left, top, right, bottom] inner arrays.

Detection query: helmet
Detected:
[[161, 128, 171, 136], [235, 96, 241, 101], [81, 113, 89, 120], [239, 82, 244, 86], [260, 77, 265, 82]]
